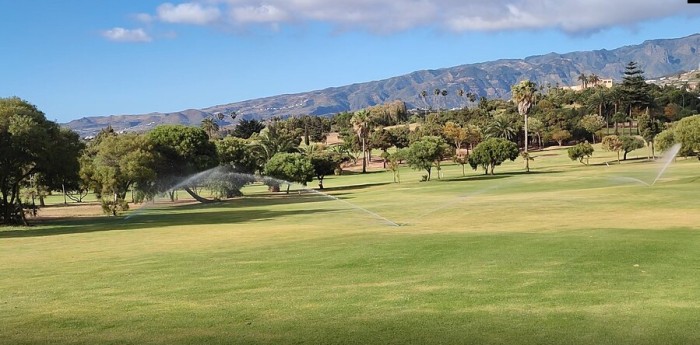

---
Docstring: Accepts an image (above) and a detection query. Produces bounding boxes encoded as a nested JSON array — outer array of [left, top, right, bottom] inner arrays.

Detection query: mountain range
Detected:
[[66, 33, 700, 137]]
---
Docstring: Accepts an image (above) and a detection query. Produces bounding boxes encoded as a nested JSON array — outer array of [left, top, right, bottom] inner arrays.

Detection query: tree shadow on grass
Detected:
[[0, 198, 335, 239], [319, 182, 392, 192], [442, 170, 563, 182]]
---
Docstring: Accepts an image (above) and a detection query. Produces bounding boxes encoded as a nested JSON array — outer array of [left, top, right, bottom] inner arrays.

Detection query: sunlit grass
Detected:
[[1, 145, 699, 344]]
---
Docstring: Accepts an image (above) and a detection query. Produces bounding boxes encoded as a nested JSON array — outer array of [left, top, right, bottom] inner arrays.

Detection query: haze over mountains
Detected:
[[66, 33, 700, 136]]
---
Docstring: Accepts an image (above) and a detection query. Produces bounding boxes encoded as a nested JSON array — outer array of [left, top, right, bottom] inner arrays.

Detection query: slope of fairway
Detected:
[[1, 147, 699, 344]]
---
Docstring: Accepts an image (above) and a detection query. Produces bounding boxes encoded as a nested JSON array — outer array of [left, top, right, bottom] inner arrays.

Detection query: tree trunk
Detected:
[[361, 137, 367, 173], [184, 187, 214, 203], [524, 114, 530, 172]]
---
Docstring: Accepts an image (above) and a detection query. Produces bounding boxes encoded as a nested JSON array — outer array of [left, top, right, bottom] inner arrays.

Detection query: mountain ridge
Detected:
[[66, 33, 700, 137]]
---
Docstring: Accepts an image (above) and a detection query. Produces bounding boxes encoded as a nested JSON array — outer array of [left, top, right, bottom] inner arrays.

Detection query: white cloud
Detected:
[[230, 4, 289, 24], [157, 2, 221, 25], [133, 13, 154, 24], [102, 27, 152, 42], [144, 0, 699, 34]]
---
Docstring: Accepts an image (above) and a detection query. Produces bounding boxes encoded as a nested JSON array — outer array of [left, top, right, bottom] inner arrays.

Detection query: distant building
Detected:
[[562, 78, 614, 91]]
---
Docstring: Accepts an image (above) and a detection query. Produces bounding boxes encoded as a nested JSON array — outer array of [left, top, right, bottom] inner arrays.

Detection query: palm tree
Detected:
[[432, 88, 441, 112], [588, 74, 601, 87], [578, 73, 588, 89], [457, 89, 465, 108], [485, 114, 518, 141], [419, 90, 430, 111], [351, 110, 371, 173], [511, 80, 538, 172], [201, 117, 219, 138], [441, 89, 448, 111], [589, 89, 609, 131]]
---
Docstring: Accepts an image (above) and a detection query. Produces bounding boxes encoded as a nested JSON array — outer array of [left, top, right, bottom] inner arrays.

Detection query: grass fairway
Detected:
[[2, 146, 700, 344]]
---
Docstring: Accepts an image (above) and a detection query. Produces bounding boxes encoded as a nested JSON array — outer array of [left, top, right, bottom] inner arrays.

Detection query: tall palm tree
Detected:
[[441, 89, 448, 111], [457, 89, 465, 109], [433, 88, 441, 111], [351, 110, 371, 173], [578, 73, 588, 89], [420, 90, 430, 111], [588, 74, 601, 87], [201, 117, 219, 138], [589, 89, 609, 131], [511, 80, 538, 172]]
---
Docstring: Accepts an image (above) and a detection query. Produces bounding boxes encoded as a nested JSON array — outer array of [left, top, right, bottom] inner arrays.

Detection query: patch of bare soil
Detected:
[[32, 202, 104, 220]]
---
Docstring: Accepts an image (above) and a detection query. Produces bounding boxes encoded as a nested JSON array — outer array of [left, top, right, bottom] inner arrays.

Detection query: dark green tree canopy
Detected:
[[147, 125, 219, 202], [216, 136, 259, 174], [468, 137, 519, 175], [148, 125, 218, 177], [231, 119, 266, 139], [567, 142, 594, 165], [1, 97, 82, 224], [405, 136, 451, 181], [264, 152, 314, 192]]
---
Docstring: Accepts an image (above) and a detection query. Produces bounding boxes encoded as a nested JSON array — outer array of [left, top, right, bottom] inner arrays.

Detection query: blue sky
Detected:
[[2, 0, 700, 123]]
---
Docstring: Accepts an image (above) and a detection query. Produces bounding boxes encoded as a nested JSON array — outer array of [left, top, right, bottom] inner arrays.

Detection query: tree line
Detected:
[[3, 61, 699, 224]]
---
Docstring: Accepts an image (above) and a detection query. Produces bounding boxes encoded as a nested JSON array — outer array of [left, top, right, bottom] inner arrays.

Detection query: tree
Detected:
[[405, 136, 450, 181], [370, 128, 393, 168], [350, 110, 371, 173], [528, 118, 545, 149], [468, 137, 519, 175], [588, 88, 609, 130], [485, 113, 518, 141], [216, 136, 259, 174], [148, 125, 218, 202], [658, 115, 700, 158], [87, 133, 157, 215], [579, 114, 606, 143], [420, 90, 430, 110], [621, 61, 652, 119], [387, 125, 410, 149], [453, 152, 469, 176], [578, 73, 588, 89], [40, 128, 85, 205], [384, 149, 407, 183], [620, 135, 645, 160], [602, 135, 623, 163], [443, 121, 468, 150], [0, 97, 82, 224], [263, 153, 314, 193], [550, 128, 571, 146], [231, 119, 265, 139], [567, 142, 594, 165], [309, 151, 346, 189], [511, 80, 538, 172], [201, 117, 219, 138], [251, 121, 302, 164], [588, 74, 601, 87], [637, 112, 663, 159]]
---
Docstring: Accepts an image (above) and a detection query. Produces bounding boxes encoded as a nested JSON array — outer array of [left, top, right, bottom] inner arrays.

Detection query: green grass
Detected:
[[2, 145, 700, 344]]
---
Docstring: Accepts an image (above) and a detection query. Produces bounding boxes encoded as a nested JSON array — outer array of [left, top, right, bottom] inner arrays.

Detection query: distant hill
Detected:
[[65, 33, 700, 137]]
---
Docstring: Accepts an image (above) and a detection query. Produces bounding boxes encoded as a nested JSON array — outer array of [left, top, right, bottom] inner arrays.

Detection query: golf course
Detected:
[[1, 145, 699, 344]]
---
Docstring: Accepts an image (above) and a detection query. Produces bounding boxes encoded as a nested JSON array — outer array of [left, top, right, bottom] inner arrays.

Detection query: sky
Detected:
[[2, 1, 700, 123]]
